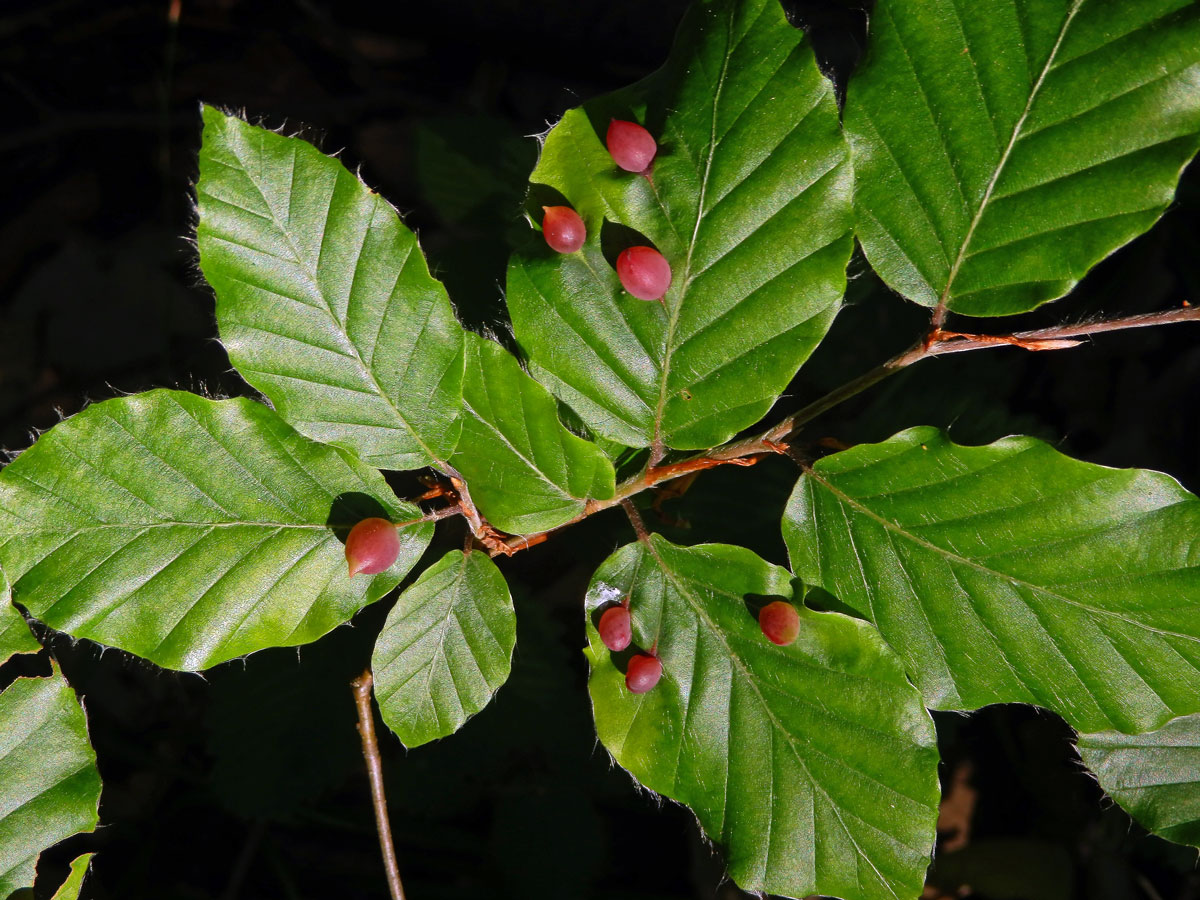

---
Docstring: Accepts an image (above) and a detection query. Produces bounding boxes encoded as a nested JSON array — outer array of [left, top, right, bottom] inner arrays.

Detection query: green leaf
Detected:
[[0, 390, 431, 671], [0, 664, 101, 897], [506, 0, 852, 449], [784, 427, 1200, 734], [1079, 714, 1200, 848], [197, 105, 465, 470], [49, 853, 95, 900], [845, 0, 1200, 317], [0, 578, 38, 666], [447, 333, 616, 535], [584, 535, 939, 900], [372, 550, 516, 748]]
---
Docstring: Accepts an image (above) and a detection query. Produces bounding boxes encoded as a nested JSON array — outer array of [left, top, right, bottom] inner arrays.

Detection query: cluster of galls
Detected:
[[597, 601, 663, 694], [541, 120, 673, 303], [343, 120, 803, 691], [597, 596, 801, 695]]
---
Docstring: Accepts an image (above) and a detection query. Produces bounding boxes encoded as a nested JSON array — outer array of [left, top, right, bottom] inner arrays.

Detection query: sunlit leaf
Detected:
[[0, 578, 38, 666], [49, 853, 95, 900], [846, 0, 1200, 316], [0, 390, 431, 671], [197, 105, 466, 470], [785, 427, 1200, 733], [507, 0, 852, 449], [0, 665, 101, 897], [448, 333, 615, 535], [373, 550, 515, 748], [585, 535, 939, 900], [1080, 713, 1200, 847]]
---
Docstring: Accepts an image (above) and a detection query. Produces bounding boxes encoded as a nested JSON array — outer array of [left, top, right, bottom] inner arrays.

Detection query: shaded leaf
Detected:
[[414, 115, 536, 228], [0, 665, 101, 897], [373, 550, 515, 748], [507, 0, 852, 449], [0, 390, 430, 671], [448, 332, 615, 535], [1080, 713, 1200, 848], [197, 105, 465, 470], [845, 0, 1200, 316], [784, 427, 1200, 733], [584, 535, 939, 900], [205, 629, 364, 818], [928, 838, 1073, 900]]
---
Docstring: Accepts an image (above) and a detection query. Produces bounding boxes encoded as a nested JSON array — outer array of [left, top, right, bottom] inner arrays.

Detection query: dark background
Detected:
[[2, 1, 1199, 898]]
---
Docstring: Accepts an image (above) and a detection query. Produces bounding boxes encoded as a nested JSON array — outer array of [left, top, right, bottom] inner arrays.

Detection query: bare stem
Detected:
[[930, 300, 949, 331], [352, 670, 407, 900], [480, 303, 1200, 556], [621, 498, 651, 542]]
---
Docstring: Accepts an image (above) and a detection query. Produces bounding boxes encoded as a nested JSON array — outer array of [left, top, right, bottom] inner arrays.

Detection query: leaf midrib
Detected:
[[651, 2, 737, 452], [938, 0, 1086, 307]]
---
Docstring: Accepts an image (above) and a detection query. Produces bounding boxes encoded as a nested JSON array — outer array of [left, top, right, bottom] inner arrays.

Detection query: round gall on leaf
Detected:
[[598, 606, 632, 652], [345, 517, 401, 576], [625, 653, 663, 694], [541, 205, 586, 253], [616, 246, 672, 301], [759, 600, 800, 646], [606, 119, 657, 173]]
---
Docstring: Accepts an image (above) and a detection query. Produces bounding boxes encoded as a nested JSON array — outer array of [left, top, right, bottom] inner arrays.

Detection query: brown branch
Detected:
[[487, 454, 778, 556], [930, 329, 1083, 352], [924, 305, 1200, 357], [473, 303, 1200, 558], [351, 670, 407, 900], [394, 505, 465, 529]]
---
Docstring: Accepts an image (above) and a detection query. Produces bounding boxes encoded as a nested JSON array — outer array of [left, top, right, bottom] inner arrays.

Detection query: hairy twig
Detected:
[[394, 505, 465, 529], [621, 498, 651, 542], [351, 670, 407, 900], [473, 304, 1200, 556], [925, 305, 1200, 355], [724, 304, 1200, 458]]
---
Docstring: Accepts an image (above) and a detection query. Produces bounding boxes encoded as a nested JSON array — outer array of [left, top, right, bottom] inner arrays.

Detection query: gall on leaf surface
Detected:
[[507, 0, 853, 450], [447, 332, 615, 535], [372, 550, 516, 748], [345, 516, 402, 576], [616, 246, 672, 301], [624, 652, 663, 693], [784, 427, 1200, 734], [606, 119, 658, 173], [541, 205, 587, 253], [759, 598, 800, 646], [196, 105, 466, 471], [1078, 713, 1200, 849], [583, 535, 939, 900], [0, 663, 101, 898], [598, 604, 632, 651], [0, 390, 431, 671], [845, 0, 1200, 316]]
